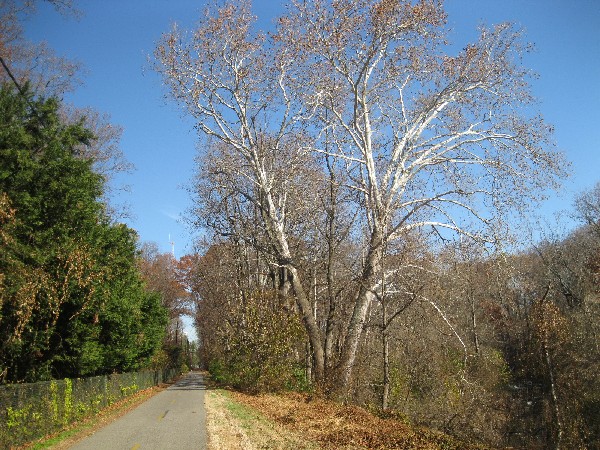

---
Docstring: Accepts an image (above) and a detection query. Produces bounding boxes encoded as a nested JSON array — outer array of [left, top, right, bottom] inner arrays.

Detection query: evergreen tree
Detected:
[[0, 84, 166, 382]]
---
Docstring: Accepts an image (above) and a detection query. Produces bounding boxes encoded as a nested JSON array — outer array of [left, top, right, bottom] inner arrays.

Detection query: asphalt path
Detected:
[[69, 372, 207, 450]]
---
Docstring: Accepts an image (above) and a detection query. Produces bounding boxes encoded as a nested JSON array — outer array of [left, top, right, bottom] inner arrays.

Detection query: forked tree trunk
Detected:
[[260, 186, 326, 382]]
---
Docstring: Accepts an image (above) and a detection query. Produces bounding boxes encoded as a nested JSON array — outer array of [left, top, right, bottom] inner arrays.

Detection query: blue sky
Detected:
[[25, 0, 600, 257]]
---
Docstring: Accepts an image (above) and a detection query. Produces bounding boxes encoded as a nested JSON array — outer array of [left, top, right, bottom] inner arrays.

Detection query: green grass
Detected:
[[28, 423, 95, 449], [214, 390, 320, 450], [219, 390, 265, 429]]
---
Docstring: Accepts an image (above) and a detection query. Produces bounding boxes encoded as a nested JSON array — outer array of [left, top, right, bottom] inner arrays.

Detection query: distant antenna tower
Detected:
[[168, 233, 175, 257]]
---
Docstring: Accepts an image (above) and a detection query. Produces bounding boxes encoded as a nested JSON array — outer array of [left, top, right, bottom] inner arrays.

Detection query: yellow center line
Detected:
[[131, 444, 140, 450]]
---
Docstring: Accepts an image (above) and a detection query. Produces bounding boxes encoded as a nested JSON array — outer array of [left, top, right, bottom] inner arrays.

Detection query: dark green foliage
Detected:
[[0, 84, 167, 382], [161, 343, 185, 372]]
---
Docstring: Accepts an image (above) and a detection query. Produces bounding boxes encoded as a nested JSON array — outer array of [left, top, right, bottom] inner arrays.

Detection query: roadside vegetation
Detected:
[[0, 0, 192, 384], [21, 374, 479, 450], [21, 383, 164, 450], [206, 388, 485, 450], [162, 1, 600, 448], [2, 1, 599, 448]]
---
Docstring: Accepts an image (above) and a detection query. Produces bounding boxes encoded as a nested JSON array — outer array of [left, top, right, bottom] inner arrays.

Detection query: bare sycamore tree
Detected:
[[154, 1, 327, 379], [60, 106, 134, 218], [277, 0, 568, 391], [155, 0, 567, 391]]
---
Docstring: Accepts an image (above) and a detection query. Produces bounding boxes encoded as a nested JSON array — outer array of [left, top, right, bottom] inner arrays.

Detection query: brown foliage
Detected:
[[138, 243, 190, 316]]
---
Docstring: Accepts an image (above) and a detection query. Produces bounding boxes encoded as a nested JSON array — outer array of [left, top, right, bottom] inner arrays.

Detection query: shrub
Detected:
[[206, 291, 306, 393]]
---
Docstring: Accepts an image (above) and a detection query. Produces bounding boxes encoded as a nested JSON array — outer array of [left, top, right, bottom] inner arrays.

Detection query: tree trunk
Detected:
[[324, 289, 336, 372], [323, 148, 339, 374], [305, 342, 312, 383], [259, 189, 326, 382], [337, 284, 375, 395], [382, 300, 390, 412], [470, 291, 480, 355], [324, 222, 337, 372], [543, 331, 563, 449], [288, 265, 325, 382], [336, 227, 383, 395]]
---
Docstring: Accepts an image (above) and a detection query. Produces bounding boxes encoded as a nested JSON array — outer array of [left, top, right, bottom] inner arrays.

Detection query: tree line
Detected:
[[155, 1, 598, 448], [181, 193, 600, 447], [0, 0, 189, 383]]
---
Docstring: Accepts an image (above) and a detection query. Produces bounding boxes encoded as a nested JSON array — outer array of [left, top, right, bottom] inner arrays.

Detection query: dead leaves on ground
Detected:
[[230, 391, 484, 450]]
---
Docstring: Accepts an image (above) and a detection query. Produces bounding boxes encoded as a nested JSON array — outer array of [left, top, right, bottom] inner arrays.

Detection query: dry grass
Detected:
[[206, 389, 319, 450], [219, 390, 486, 450], [205, 390, 253, 450]]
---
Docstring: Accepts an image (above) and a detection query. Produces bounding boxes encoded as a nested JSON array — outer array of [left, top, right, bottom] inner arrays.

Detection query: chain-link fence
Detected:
[[0, 368, 178, 448]]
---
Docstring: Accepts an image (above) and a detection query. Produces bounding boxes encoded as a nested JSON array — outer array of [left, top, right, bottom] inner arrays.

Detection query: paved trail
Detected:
[[69, 372, 207, 450]]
